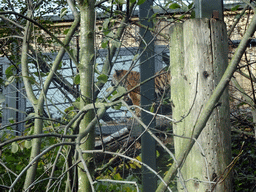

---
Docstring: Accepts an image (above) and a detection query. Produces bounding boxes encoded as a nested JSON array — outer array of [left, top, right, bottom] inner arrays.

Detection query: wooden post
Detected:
[[170, 18, 232, 191]]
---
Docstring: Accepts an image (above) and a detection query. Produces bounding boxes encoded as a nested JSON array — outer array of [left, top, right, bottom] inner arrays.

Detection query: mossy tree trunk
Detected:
[[170, 19, 232, 191]]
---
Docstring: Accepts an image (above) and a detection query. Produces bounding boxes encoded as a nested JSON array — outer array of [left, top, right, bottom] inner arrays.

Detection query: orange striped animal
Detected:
[[112, 67, 171, 115]]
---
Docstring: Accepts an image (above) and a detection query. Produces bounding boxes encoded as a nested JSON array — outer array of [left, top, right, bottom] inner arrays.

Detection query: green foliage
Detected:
[[11, 142, 19, 153], [95, 155, 142, 191], [5, 75, 16, 86], [0, 122, 68, 191], [5, 65, 16, 79], [97, 74, 108, 84], [137, 0, 146, 6], [231, 111, 256, 191], [74, 74, 80, 84], [169, 3, 181, 10], [110, 86, 126, 101], [231, 5, 241, 12], [188, 2, 194, 9]]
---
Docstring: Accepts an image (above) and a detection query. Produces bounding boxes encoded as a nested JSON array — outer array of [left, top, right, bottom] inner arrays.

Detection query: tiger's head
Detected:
[[112, 69, 125, 87]]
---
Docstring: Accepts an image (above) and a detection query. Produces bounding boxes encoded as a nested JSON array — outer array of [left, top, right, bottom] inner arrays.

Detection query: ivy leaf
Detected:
[[97, 74, 108, 84], [11, 142, 19, 153], [169, 3, 181, 9]]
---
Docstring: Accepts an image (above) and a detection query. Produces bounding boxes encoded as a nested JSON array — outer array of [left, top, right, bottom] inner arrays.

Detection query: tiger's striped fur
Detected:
[[112, 67, 171, 115]]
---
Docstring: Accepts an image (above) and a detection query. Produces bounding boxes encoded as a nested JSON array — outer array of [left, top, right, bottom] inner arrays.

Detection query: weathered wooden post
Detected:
[[170, 1, 232, 191]]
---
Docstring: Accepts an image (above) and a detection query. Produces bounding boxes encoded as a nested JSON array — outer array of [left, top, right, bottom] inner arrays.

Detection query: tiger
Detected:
[[112, 67, 171, 116]]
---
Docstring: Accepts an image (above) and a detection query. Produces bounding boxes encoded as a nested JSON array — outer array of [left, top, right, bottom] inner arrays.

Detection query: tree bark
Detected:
[[77, 0, 95, 191], [171, 19, 232, 191], [157, 13, 256, 192]]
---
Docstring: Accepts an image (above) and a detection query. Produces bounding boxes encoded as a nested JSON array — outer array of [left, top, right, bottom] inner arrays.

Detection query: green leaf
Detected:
[[113, 173, 122, 180], [169, 3, 181, 9], [231, 5, 241, 11], [11, 142, 19, 153], [103, 18, 110, 30], [63, 28, 69, 35], [150, 103, 155, 113], [23, 76, 37, 85], [74, 74, 80, 85], [190, 10, 195, 18], [25, 113, 36, 121], [132, 54, 139, 61], [5, 65, 15, 78], [89, 54, 95, 62], [9, 119, 14, 124], [179, 15, 185, 20], [60, 8, 68, 18], [25, 140, 32, 149], [64, 106, 74, 113], [97, 74, 108, 84], [137, 0, 146, 5], [115, 0, 126, 5], [107, 31, 115, 38], [156, 150, 160, 158], [101, 40, 108, 48], [111, 86, 126, 101], [130, 0, 136, 3], [188, 2, 194, 9], [94, 63, 100, 74], [5, 76, 15, 86], [113, 103, 122, 110], [103, 29, 111, 36]]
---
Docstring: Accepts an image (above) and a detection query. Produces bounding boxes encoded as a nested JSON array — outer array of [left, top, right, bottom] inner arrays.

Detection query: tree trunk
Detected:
[[78, 1, 95, 191], [21, 9, 44, 191], [170, 19, 232, 191]]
